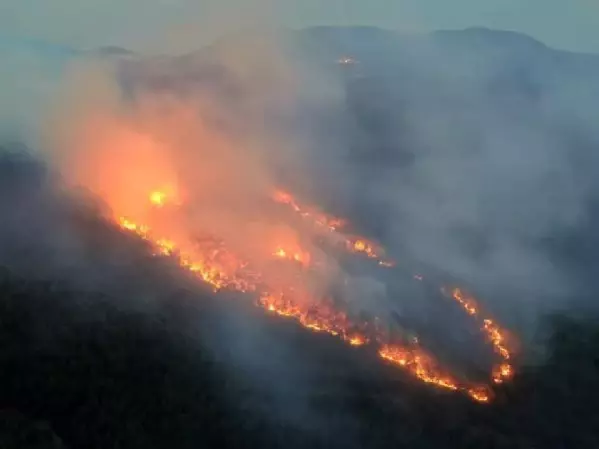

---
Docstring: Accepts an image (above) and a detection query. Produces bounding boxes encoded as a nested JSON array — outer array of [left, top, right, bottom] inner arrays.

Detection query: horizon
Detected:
[[1, 25, 597, 57], [0, 1, 597, 54]]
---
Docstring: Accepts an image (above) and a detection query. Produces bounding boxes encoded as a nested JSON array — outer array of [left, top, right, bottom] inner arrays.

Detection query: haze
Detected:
[[1, 0, 598, 53]]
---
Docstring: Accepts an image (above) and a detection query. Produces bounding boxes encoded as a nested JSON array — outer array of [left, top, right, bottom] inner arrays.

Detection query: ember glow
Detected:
[[272, 190, 346, 232], [45, 27, 520, 407], [150, 191, 167, 207], [272, 246, 310, 267], [379, 344, 459, 391], [448, 288, 514, 385], [115, 188, 515, 404], [271, 190, 395, 267]]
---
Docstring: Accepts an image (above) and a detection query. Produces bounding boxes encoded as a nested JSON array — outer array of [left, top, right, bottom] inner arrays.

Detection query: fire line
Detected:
[[117, 189, 515, 404]]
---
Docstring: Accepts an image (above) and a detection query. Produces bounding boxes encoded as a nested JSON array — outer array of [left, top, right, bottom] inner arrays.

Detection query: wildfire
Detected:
[[272, 190, 395, 267], [492, 363, 513, 385], [448, 288, 514, 385], [116, 188, 516, 404], [272, 190, 346, 231], [118, 216, 257, 292], [120, 217, 149, 236], [379, 344, 459, 391], [450, 287, 478, 316], [150, 191, 166, 207], [258, 293, 367, 345], [272, 247, 310, 267], [348, 335, 367, 346], [350, 239, 377, 258], [467, 386, 492, 403]]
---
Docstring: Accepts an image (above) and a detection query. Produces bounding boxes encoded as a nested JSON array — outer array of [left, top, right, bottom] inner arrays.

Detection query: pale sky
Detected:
[[0, 0, 598, 53]]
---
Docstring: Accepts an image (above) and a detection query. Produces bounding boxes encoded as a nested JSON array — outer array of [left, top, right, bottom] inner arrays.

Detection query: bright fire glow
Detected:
[[272, 190, 395, 267], [449, 288, 514, 385], [272, 246, 310, 267], [151, 191, 168, 207], [115, 188, 516, 404], [379, 344, 459, 391]]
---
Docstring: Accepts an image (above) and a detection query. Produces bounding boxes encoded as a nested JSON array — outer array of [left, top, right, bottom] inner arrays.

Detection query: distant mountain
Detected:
[[162, 26, 599, 90], [291, 26, 599, 72], [433, 27, 548, 51], [0, 35, 79, 58], [86, 45, 135, 58], [0, 35, 136, 63]]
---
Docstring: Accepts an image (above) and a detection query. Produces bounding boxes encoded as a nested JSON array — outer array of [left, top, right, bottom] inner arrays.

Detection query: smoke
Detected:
[[3, 9, 599, 443], [14, 10, 370, 440], [13, 22, 599, 351], [378, 35, 598, 307], [0, 0, 279, 52], [287, 29, 599, 319]]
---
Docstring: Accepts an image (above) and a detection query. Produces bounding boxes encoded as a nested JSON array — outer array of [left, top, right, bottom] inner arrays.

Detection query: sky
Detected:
[[0, 0, 598, 53]]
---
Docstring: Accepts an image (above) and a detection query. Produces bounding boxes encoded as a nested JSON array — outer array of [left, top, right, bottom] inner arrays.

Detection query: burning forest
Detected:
[[116, 184, 514, 403], [31, 40, 523, 407], [4, 19, 599, 449], [12, 0, 599, 442]]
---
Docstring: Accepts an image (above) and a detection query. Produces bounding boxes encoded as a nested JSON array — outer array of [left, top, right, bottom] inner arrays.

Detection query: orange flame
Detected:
[[272, 246, 311, 267], [466, 386, 492, 403], [450, 287, 478, 316], [448, 288, 514, 385], [150, 191, 167, 207], [272, 190, 346, 231], [116, 188, 516, 404], [379, 344, 459, 391], [272, 191, 395, 267]]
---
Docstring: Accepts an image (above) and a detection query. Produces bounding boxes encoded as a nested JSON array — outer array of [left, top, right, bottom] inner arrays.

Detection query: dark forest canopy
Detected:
[[2, 26, 599, 447], [0, 217, 598, 449], [0, 145, 598, 448]]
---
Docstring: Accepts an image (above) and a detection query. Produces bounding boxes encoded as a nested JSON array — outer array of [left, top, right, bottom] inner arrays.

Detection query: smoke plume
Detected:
[[2, 6, 599, 444]]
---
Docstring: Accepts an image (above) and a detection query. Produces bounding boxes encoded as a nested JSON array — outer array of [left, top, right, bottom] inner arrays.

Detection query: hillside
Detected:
[[2, 27, 599, 447]]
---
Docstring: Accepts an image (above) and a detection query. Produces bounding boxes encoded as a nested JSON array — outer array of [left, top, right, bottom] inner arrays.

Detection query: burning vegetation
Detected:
[[45, 56, 515, 404], [117, 187, 514, 404]]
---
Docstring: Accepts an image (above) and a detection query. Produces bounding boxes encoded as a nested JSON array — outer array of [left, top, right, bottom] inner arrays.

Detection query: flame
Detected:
[[54, 70, 515, 403], [467, 386, 492, 403], [492, 363, 513, 385], [379, 344, 459, 391], [272, 190, 346, 231], [273, 247, 287, 258], [115, 188, 516, 404], [272, 190, 395, 266], [350, 239, 377, 258], [259, 293, 358, 341], [450, 287, 478, 316], [150, 191, 167, 207], [483, 319, 511, 360], [448, 288, 513, 385], [120, 218, 149, 236], [272, 246, 310, 267], [349, 335, 367, 346], [156, 238, 176, 255], [117, 213, 464, 394]]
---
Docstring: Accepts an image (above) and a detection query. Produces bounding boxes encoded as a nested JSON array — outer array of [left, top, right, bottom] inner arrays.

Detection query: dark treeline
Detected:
[[1, 252, 598, 448], [0, 150, 598, 448]]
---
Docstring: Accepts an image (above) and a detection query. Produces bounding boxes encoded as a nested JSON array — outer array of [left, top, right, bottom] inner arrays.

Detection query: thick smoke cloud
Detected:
[[14, 22, 368, 441], [296, 29, 599, 322], [3, 13, 599, 445], [8, 24, 599, 348]]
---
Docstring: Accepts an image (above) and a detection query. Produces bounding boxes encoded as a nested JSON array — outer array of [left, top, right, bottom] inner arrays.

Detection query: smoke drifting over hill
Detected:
[[2, 7, 599, 446]]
